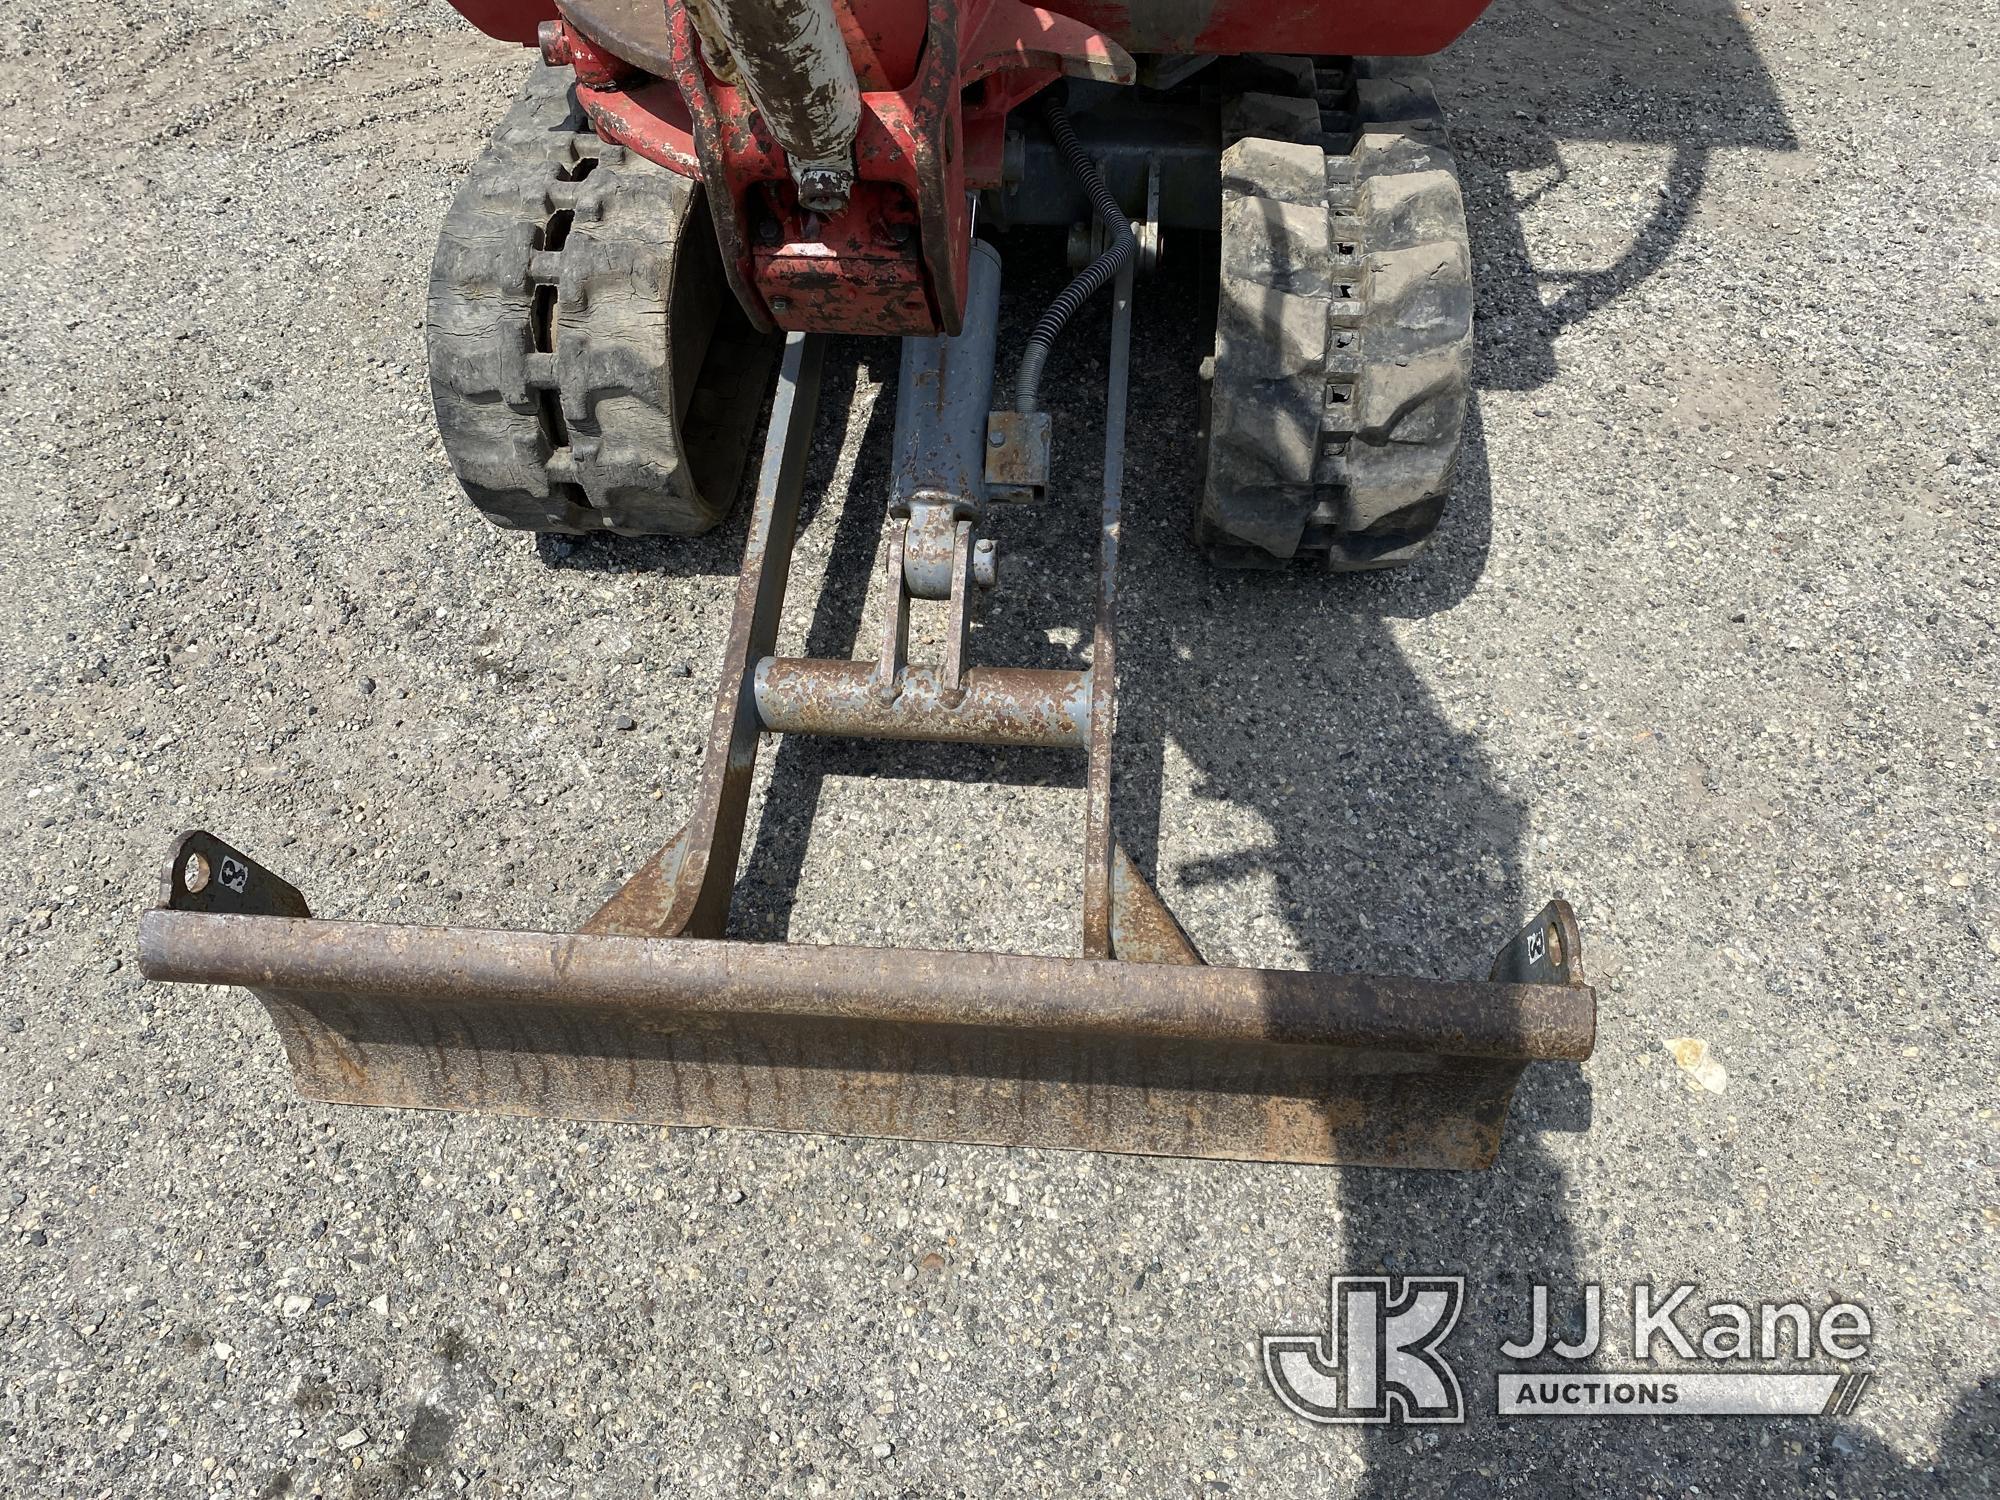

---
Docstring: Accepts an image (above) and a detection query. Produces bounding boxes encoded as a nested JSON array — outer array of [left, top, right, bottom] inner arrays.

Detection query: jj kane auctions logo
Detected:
[[1264, 1278, 1873, 1423]]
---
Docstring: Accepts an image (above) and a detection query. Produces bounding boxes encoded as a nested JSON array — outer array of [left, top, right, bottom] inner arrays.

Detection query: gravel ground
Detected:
[[2, 0, 1995, 1495]]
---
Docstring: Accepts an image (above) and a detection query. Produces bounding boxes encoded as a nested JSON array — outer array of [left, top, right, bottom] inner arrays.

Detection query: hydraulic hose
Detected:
[[1012, 99, 1135, 414]]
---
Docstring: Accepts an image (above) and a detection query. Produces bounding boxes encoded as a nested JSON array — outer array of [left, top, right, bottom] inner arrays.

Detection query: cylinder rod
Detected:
[[753, 657, 1091, 749], [700, 0, 861, 209], [892, 240, 1004, 598]]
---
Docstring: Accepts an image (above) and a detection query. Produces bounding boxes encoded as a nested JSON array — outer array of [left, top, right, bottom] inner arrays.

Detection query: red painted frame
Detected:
[[448, 0, 1495, 335], [450, 0, 1496, 60], [557, 0, 1113, 336]]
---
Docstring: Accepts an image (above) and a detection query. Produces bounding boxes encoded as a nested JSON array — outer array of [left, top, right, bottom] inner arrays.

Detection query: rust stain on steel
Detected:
[[701, 0, 862, 166], [982, 409, 1051, 497], [665, 0, 773, 330], [581, 826, 691, 937], [1108, 846, 1202, 965], [137, 909, 1595, 1169], [1081, 261, 1135, 959], [753, 658, 1090, 748], [908, 0, 967, 334], [590, 333, 828, 941]]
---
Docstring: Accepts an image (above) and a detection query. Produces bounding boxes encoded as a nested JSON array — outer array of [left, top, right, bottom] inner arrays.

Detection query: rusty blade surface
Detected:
[[137, 909, 1593, 1168]]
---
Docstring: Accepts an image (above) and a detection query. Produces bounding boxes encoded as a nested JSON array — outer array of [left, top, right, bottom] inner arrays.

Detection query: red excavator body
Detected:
[[435, 0, 1495, 336]]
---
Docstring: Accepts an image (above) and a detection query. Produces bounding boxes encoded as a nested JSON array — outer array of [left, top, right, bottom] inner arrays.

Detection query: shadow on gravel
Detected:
[[1092, 216, 1595, 1494], [726, 334, 1090, 940], [1296, 2, 1797, 1490], [1835, 1374, 2000, 1497], [517, 4, 1806, 1487], [531, 499, 772, 578], [1444, 0, 1798, 392]]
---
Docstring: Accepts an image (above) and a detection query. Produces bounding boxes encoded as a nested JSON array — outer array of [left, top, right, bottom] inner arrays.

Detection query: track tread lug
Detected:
[[426, 62, 776, 538], [1199, 59, 1473, 570]]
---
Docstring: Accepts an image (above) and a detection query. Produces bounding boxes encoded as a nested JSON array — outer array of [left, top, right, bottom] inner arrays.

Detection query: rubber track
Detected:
[[426, 64, 774, 536], [1198, 56, 1474, 570]]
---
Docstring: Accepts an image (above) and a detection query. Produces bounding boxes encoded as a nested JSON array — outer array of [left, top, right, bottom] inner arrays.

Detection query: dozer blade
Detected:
[[139, 832, 1592, 1169], [142, 306, 1596, 1169]]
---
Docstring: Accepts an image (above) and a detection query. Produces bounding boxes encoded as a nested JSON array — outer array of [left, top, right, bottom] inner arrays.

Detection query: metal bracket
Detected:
[[1081, 256, 1134, 958], [1490, 901, 1587, 988], [984, 410, 1052, 501], [1137, 153, 1162, 273], [162, 830, 310, 920], [134, 225, 1599, 1170]]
